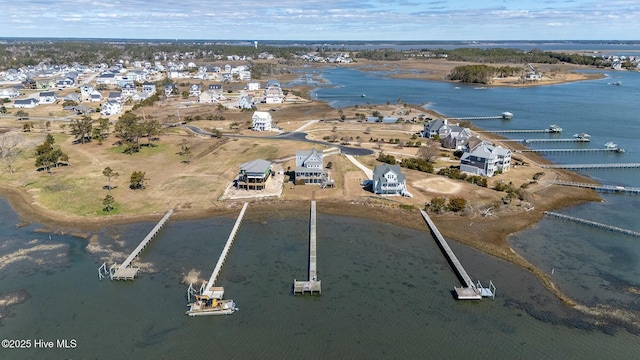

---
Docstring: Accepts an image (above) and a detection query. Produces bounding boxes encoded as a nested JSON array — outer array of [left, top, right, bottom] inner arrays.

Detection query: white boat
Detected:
[[573, 133, 591, 139], [604, 142, 617, 149], [548, 124, 563, 133], [186, 295, 238, 316]]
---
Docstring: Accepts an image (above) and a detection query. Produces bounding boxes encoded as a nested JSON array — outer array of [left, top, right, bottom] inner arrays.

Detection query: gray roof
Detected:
[[240, 159, 272, 174], [373, 164, 406, 183]]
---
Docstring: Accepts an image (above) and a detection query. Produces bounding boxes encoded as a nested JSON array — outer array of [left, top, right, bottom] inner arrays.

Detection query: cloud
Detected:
[[0, 0, 638, 40]]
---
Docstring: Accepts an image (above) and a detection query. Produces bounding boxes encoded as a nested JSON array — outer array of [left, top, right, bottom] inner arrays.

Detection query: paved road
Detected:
[[182, 125, 373, 156]]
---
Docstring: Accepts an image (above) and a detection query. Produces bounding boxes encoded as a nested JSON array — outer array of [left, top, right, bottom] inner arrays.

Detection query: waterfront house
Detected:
[[295, 148, 327, 185], [252, 111, 273, 131], [237, 159, 272, 190], [422, 118, 454, 139], [372, 164, 408, 196], [460, 139, 511, 177], [441, 125, 472, 150], [264, 80, 284, 104]]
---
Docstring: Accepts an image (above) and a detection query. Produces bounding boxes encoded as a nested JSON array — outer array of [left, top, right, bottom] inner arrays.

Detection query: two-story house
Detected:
[[372, 164, 409, 196], [252, 111, 273, 131], [460, 139, 511, 177], [237, 159, 272, 191], [295, 148, 327, 185], [39, 91, 57, 104]]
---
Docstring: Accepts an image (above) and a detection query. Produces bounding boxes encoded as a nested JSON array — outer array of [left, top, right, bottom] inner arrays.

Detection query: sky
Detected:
[[1, 0, 639, 41]]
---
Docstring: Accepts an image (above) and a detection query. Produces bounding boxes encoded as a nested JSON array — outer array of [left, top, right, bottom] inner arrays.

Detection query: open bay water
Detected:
[[1, 66, 640, 358], [1, 199, 639, 359]]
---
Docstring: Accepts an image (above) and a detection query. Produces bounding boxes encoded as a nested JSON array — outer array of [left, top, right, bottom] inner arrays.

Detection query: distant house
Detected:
[[13, 98, 39, 108], [264, 80, 284, 104], [0, 88, 20, 99], [246, 82, 260, 91], [39, 91, 57, 104], [121, 83, 136, 97], [295, 148, 327, 185], [460, 139, 511, 177], [189, 84, 201, 97], [252, 111, 273, 131], [422, 118, 453, 139], [63, 93, 81, 103], [372, 164, 409, 196], [164, 83, 175, 97], [55, 77, 74, 88], [89, 91, 103, 102], [80, 84, 94, 96], [96, 72, 116, 85], [237, 159, 272, 190], [101, 100, 122, 116], [236, 95, 254, 110], [108, 91, 122, 102], [142, 82, 156, 94], [441, 125, 472, 150]]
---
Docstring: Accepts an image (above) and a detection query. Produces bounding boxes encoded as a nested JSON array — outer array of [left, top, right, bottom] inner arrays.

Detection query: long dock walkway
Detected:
[[500, 138, 590, 143], [104, 209, 173, 280], [294, 201, 321, 294], [517, 148, 622, 154], [549, 180, 640, 194], [419, 209, 495, 300], [544, 211, 640, 238], [202, 202, 248, 298], [540, 163, 640, 170], [477, 129, 560, 134]]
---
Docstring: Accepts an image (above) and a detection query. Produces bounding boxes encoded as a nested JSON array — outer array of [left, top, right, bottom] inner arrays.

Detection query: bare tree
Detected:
[[0, 133, 23, 174], [417, 143, 440, 162]]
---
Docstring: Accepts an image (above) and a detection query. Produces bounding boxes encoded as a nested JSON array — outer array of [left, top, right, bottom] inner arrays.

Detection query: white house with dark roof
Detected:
[[142, 82, 156, 94], [295, 148, 327, 185], [189, 84, 201, 97], [0, 88, 20, 99], [101, 100, 122, 116], [460, 139, 511, 177], [252, 111, 273, 132], [422, 118, 452, 139], [372, 164, 409, 196], [39, 91, 57, 104], [90, 91, 103, 102], [237, 159, 272, 190], [13, 98, 39, 108]]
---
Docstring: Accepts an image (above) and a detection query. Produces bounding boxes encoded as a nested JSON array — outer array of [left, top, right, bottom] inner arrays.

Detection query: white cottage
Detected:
[[251, 111, 273, 132]]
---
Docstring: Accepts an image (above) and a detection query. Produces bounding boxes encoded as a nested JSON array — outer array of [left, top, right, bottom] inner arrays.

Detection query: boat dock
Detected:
[[478, 129, 560, 134], [447, 112, 512, 121], [419, 209, 495, 300], [500, 138, 590, 143], [294, 201, 321, 294], [99, 209, 174, 280], [540, 163, 640, 170], [549, 180, 640, 194], [201, 202, 248, 298], [516, 147, 622, 154], [544, 211, 640, 238]]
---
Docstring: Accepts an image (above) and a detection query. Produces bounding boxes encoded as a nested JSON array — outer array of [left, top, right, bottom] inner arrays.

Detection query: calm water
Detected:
[[2, 66, 640, 358]]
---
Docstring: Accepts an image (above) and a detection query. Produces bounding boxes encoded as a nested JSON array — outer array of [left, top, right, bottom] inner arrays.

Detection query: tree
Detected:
[[114, 111, 143, 153], [417, 143, 440, 162], [102, 194, 115, 212], [69, 116, 93, 144], [141, 119, 161, 146], [22, 123, 32, 132], [326, 161, 333, 169], [102, 167, 119, 191], [34, 135, 68, 172], [96, 117, 110, 140], [429, 197, 446, 213], [15, 110, 29, 118], [0, 133, 23, 174], [447, 197, 467, 212], [129, 171, 148, 190]]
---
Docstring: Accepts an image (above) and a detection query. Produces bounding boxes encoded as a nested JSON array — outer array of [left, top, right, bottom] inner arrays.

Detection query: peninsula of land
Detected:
[[0, 52, 612, 309]]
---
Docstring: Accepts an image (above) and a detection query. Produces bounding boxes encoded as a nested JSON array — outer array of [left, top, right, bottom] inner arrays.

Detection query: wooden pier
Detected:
[[544, 211, 640, 238], [549, 180, 640, 194], [500, 138, 590, 143], [201, 202, 248, 298], [101, 209, 173, 280], [540, 163, 640, 170], [516, 147, 623, 154], [447, 112, 512, 121], [477, 129, 560, 134], [419, 210, 495, 300], [294, 201, 321, 294]]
